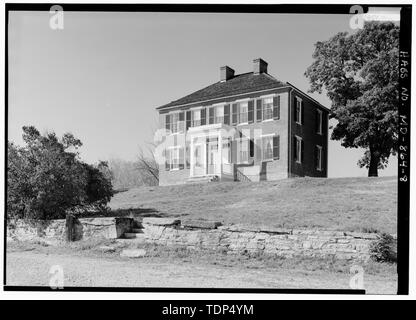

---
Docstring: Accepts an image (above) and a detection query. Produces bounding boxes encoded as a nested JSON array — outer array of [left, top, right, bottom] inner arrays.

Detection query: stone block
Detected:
[[142, 217, 181, 226]]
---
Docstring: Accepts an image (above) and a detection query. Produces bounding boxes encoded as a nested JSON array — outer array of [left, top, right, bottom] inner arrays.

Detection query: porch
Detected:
[[188, 123, 239, 181]]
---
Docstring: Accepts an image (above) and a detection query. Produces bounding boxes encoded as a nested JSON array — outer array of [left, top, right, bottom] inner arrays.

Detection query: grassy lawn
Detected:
[[109, 176, 397, 234]]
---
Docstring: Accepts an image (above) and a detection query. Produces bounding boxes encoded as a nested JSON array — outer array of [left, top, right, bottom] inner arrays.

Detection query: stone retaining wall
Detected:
[[7, 217, 133, 244], [140, 218, 394, 261]]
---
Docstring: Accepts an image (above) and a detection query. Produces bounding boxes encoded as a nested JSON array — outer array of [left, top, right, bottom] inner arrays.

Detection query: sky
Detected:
[[8, 10, 398, 178]]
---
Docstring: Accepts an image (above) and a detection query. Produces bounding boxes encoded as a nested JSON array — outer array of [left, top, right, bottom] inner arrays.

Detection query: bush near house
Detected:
[[7, 126, 114, 220]]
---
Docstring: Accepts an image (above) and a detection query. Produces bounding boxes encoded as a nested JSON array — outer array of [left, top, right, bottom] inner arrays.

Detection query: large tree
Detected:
[[7, 126, 114, 220], [305, 22, 399, 177]]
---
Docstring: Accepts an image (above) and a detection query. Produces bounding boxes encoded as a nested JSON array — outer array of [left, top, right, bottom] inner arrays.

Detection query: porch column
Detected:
[[190, 137, 194, 177], [218, 133, 222, 176]]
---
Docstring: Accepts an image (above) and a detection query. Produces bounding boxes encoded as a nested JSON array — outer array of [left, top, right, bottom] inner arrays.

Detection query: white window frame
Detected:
[[295, 97, 302, 125], [191, 108, 202, 127], [262, 96, 274, 122], [236, 137, 249, 164], [295, 135, 302, 164], [317, 109, 323, 135], [261, 134, 275, 161], [316, 145, 323, 171], [237, 100, 249, 125], [169, 111, 183, 134], [169, 146, 181, 171]]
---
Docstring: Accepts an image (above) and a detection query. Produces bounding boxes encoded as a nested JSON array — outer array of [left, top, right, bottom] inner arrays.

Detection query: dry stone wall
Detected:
[[7, 217, 133, 244], [140, 218, 391, 261]]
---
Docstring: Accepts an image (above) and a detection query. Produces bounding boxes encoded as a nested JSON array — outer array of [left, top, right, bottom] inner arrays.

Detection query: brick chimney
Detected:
[[220, 66, 235, 82], [253, 58, 268, 75]]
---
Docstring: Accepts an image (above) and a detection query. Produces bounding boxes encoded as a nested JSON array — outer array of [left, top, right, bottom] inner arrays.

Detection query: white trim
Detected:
[[316, 145, 323, 171], [259, 93, 276, 99], [260, 133, 276, 137], [262, 119, 274, 123], [235, 97, 251, 102], [317, 109, 323, 135], [295, 135, 302, 164], [295, 97, 302, 125]]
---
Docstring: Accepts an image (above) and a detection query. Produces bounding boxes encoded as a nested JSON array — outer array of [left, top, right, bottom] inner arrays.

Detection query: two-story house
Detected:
[[156, 58, 329, 186]]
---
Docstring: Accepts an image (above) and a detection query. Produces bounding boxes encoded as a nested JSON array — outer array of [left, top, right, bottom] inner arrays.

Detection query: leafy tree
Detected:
[[305, 22, 399, 176], [7, 126, 114, 220]]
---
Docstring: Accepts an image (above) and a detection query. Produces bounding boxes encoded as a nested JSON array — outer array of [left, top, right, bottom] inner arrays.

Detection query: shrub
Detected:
[[370, 233, 397, 263], [7, 126, 114, 220]]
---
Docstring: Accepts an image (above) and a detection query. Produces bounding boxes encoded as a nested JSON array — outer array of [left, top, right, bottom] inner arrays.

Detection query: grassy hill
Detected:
[[109, 176, 397, 234]]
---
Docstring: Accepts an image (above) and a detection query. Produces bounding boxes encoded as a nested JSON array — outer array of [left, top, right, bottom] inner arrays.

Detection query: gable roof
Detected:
[[157, 72, 287, 110]]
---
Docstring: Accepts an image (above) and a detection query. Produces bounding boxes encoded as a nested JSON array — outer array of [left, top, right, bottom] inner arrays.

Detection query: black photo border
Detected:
[[3, 3, 411, 295]]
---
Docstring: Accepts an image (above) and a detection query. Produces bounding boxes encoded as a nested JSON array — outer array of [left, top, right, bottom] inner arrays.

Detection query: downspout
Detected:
[[288, 88, 293, 178]]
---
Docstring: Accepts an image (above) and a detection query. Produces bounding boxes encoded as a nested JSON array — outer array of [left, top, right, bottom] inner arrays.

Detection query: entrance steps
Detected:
[[186, 175, 219, 184]]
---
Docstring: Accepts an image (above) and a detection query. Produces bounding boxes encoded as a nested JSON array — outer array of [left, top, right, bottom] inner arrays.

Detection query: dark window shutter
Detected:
[[179, 111, 185, 132], [256, 99, 262, 122], [315, 146, 319, 169], [231, 103, 238, 125], [273, 135, 280, 160], [186, 110, 191, 130], [273, 96, 280, 120], [301, 139, 304, 163], [179, 147, 185, 169], [165, 149, 170, 171], [224, 104, 230, 125], [209, 107, 215, 124], [293, 137, 298, 161], [201, 108, 206, 125], [255, 138, 262, 162], [301, 101, 304, 125], [249, 139, 254, 158], [165, 114, 171, 131], [248, 100, 254, 123]]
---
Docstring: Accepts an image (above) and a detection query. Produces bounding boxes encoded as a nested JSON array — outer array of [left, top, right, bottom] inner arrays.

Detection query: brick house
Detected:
[[156, 58, 329, 185]]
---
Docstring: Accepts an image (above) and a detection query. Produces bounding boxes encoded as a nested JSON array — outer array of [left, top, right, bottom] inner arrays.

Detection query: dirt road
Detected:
[[6, 250, 397, 294]]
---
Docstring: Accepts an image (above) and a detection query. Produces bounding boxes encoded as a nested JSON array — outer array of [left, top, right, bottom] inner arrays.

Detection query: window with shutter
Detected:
[[262, 97, 273, 120], [238, 102, 248, 124], [295, 136, 302, 163], [316, 109, 323, 134], [295, 97, 302, 125], [316, 145, 322, 171], [262, 136, 274, 161], [192, 109, 201, 127]]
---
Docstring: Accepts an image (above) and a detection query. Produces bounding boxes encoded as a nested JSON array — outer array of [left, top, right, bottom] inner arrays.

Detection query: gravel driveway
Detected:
[[6, 250, 397, 294]]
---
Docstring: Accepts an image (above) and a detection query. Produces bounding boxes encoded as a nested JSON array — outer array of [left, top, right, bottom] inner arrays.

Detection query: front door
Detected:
[[192, 143, 205, 176], [207, 139, 218, 175]]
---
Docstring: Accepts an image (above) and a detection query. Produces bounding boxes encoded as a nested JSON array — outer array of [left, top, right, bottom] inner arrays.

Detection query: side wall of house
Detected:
[[289, 91, 328, 177], [236, 89, 289, 181]]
